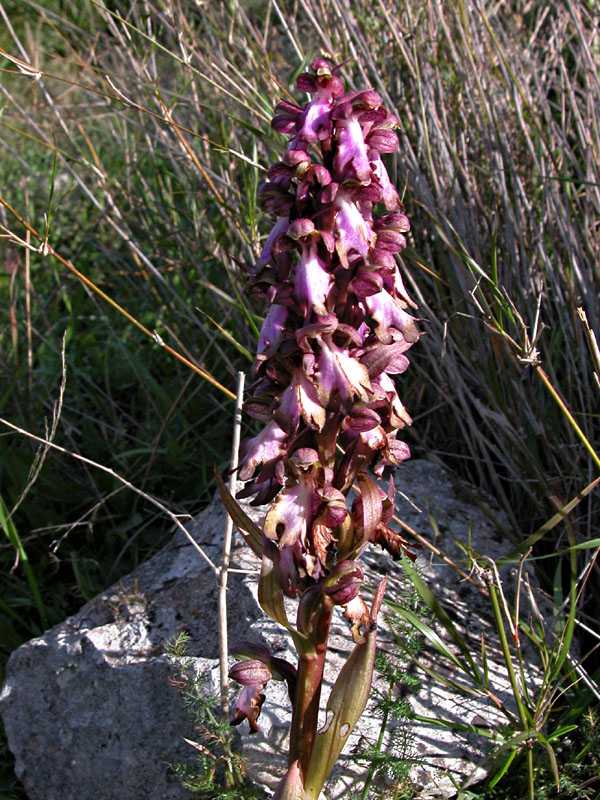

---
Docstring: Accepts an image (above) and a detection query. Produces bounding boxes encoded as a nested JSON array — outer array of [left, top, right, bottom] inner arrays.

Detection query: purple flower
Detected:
[[264, 477, 317, 548], [298, 95, 333, 143], [257, 304, 288, 360], [372, 155, 400, 210], [229, 646, 298, 734], [316, 338, 371, 406], [294, 241, 332, 317], [229, 660, 270, 734], [229, 659, 272, 687], [239, 420, 287, 481], [334, 115, 371, 181], [256, 217, 289, 271], [275, 369, 326, 432], [230, 685, 265, 733], [271, 99, 303, 135], [334, 190, 374, 267], [332, 90, 381, 182], [365, 289, 419, 344], [323, 560, 364, 605]]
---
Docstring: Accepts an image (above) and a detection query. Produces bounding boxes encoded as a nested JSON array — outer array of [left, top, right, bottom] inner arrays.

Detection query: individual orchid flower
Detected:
[[219, 57, 421, 800], [257, 304, 288, 362], [229, 660, 270, 734], [372, 155, 400, 210], [365, 288, 419, 344], [255, 217, 289, 272], [294, 240, 332, 317], [332, 90, 382, 182], [229, 646, 298, 734], [275, 368, 326, 433], [238, 420, 287, 481], [316, 337, 371, 406], [334, 188, 375, 267]]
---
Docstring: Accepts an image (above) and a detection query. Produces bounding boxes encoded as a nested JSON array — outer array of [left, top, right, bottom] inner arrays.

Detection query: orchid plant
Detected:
[[218, 58, 420, 800]]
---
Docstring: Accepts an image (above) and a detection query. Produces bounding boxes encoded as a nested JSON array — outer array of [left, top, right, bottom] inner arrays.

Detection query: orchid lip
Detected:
[[257, 304, 288, 355], [294, 242, 332, 316], [334, 116, 371, 182], [334, 192, 373, 266]]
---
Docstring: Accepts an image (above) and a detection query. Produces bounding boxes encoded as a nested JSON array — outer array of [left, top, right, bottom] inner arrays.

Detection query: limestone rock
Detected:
[[1, 460, 538, 800]]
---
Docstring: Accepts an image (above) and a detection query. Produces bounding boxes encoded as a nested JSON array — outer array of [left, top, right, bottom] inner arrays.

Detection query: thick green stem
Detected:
[[289, 603, 333, 777]]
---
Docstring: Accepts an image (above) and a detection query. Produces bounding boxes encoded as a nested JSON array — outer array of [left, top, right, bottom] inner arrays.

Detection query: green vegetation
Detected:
[[0, 1, 597, 798], [350, 577, 425, 800], [165, 632, 266, 799]]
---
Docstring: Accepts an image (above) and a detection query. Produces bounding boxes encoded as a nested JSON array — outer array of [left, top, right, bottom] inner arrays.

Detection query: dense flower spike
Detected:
[[228, 59, 420, 794], [240, 58, 419, 587]]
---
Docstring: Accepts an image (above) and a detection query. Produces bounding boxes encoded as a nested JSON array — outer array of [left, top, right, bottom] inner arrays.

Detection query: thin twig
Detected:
[[218, 371, 245, 714], [392, 512, 488, 594], [9, 333, 67, 520], [535, 364, 600, 470], [24, 204, 32, 394], [0, 416, 219, 574], [0, 195, 236, 400]]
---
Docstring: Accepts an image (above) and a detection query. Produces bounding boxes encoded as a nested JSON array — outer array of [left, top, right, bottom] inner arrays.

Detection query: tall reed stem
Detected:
[[218, 371, 245, 715]]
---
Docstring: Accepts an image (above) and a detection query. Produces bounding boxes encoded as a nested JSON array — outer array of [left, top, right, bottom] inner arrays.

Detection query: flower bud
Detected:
[[229, 659, 271, 687], [287, 218, 316, 240], [323, 560, 364, 605], [297, 584, 328, 635]]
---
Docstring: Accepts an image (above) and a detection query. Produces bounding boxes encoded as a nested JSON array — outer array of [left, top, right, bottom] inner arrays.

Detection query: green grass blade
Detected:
[[0, 495, 47, 628]]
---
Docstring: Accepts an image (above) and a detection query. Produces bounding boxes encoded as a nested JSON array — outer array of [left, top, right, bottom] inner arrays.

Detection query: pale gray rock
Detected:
[[1, 460, 540, 800]]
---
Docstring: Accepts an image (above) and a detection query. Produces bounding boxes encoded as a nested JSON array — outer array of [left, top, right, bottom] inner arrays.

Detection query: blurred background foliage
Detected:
[[0, 0, 598, 797]]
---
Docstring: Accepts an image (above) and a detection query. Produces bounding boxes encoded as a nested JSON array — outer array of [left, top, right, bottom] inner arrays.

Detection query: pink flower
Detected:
[[257, 304, 288, 359], [365, 289, 419, 344], [334, 190, 374, 267], [239, 420, 287, 481], [226, 59, 423, 796], [294, 241, 332, 317]]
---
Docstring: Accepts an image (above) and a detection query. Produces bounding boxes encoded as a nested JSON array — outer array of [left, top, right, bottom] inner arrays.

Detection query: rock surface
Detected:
[[1, 460, 539, 799]]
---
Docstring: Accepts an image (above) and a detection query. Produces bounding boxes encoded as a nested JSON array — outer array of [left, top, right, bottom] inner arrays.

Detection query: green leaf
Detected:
[[385, 602, 465, 672], [397, 556, 483, 684], [257, 552, 307, 652], [506, 476, 600, 557], [411, 713, 498, 739], [303, 629, 377, 799], [198, 310, 253, 362], [0, 494, 47, 627], [546, 723, 577, 741], [462, 730, 533, 791], [488, 747, 518, 789], [570, 538, 600, 550], [499, 537, 600, 563], [258, 553, 308, 650], [399, 655, 496, 709]]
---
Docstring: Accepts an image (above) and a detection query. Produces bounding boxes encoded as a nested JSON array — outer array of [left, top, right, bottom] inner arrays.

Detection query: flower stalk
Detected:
[[290, 599, 333, 774], [220, 58, 420, 799]]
